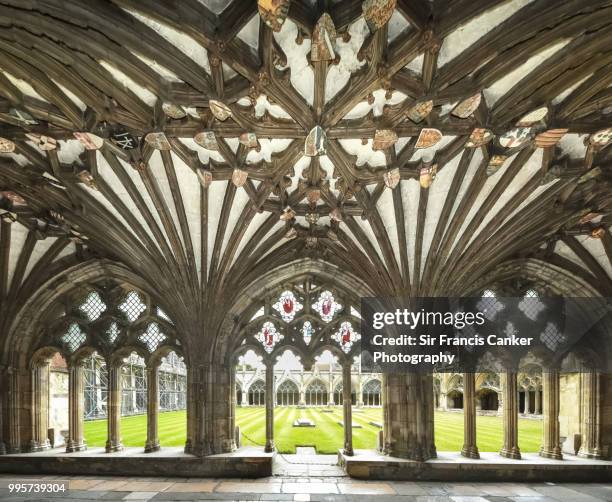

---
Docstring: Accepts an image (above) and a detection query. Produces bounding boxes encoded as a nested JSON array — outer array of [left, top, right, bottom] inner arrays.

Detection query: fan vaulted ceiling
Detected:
[[0, 0, 611, 340]]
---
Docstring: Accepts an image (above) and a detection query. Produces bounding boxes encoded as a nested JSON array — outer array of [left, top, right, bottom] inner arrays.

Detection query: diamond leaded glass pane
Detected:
[[255, 321, 282, 353], [62, 323, 86, 352], [79, 291, 107, 321], [119, 291, 146, 322], [139, 322, 166, 352], [105, 322, 120, 344]]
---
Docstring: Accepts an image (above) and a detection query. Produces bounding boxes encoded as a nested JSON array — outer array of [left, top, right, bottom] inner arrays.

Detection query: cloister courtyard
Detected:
[[83, 408, 544, 454]]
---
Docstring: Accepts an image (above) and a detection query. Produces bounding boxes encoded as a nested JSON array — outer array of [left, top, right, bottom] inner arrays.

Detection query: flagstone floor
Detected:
[[0, 473, 610, 502]]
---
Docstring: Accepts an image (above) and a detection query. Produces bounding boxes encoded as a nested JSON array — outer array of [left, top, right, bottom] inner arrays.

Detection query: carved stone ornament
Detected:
[[305, 212, 319, 224], [258, 0, 290, 32], [516, 107, 548, 127], [419, 164, 437, 189], [330, 207, 343, 222], [499, 127, 532, 149], [74, 132, 104, 150], [196, 168, 213, 188], [305, 126, 327, 156], [194, 130, 218, 150], [162, 102, 187, 119], [307, 188, 321, 204], [362, 0, 397, 32], [144, 132, 172, 151], [535, 129, 568, 148], [312, 13, 337, 62], [589, 128, 612, 147], [372, 129, 398, 151], [284, 227, 298, 239], [578, 212, 603, 225], [415, 128, 442, 149], [239, 132, 259, 149], [76, 170, 97, 190], [465, 128, 494, 148], [0, 137, 16, 153], [280, 206, 296, 221], [111, 131, 138, 150], [452, 93, 482, 119], [406, 100, 433, 123], [306, 236, 318, 248], [9, 108, 37, 126], [487, 155, 507, 176], [25, 133, 57, 151], [209, 100, 232, 121], [232, 168, 248, 187], [590, 226, 605, 239], [383, 168, 400, 189], [1, 191, 26, 206]]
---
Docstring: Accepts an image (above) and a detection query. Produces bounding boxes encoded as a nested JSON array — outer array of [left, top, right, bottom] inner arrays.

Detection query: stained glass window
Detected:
[[79, 291, 107, 321], [302, 321, 314, 345], [139, 322, 166, 352], [119, 291, 146, 322], [313, 291, 342, 322], [62, 323, 86, 352], [273, 290, 303, 322], [332, 321, 360, 353], [255, 321, 283, 353]]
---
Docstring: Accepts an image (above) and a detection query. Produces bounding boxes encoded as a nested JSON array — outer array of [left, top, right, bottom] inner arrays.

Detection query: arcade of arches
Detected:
[[0, 0, 611, 482]]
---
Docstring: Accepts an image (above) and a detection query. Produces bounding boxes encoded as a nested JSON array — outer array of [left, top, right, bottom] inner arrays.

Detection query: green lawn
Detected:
[[84, 408, 542, 454]]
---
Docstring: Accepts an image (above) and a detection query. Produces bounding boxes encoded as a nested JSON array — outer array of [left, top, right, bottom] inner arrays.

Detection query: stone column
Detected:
[[264, 361, 274, 452], [535, 388, 541, 415], [66, 362, 86, 452], [145, 364, 160, 453], [0, 369, 6, 455], [328, 370, 334, 405], [540, 368, 562, 459], [383, 373, 436, 460], [7, 369, 21, 453], [30, 361, 51, 452], [461, 372, 479, 459], [106, 362, 122, 453], [578, 370, 602, 459], [342, 362, 353, 456], [500, 371, 521, 459]]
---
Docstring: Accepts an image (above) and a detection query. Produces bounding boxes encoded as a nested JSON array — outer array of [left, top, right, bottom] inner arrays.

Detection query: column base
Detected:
[[461, 445, 480, 459], [144, 442, 160, 453], [0, 442, 5, 455], [578, 448, 603, 460], [66, 441, 87, 453], [105, 441, 123, 453], [343, 447, 354, 457], [500, 447, 521, 459], [540, 447, 562, 460], [264, 442, 275, 453], [29, 440, 51, 452]]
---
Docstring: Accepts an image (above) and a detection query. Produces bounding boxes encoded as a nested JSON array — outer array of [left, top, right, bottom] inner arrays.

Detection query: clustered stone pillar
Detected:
[[66, 361, 87, 452], [500, 370, 521, 459], [342, 362, 353, 456], [0, 369, 6, 456], [579, 369, 602, 459], [383, 373, 436, 460], [145, 363, 160, 453], [540, 368, 562, 459], [264, 361, 274, 453], [7, 368, 22, 453], [106, 361, 123, 453], [30, 361, 51, 452], [461, 372, 479, 459], [535, 388, 541, 415]]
